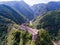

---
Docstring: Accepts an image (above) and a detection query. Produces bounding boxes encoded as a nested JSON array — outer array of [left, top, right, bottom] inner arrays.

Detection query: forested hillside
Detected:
[[33, 10, 60, 41], [0, 4, 27, 24], [0, 1, 34, 20], [0, 16, 53, 45], [0, 16, 14, 45], [0, 4, 28, 45], [32, 2, 60, 18], [1, 1, 60, 45]]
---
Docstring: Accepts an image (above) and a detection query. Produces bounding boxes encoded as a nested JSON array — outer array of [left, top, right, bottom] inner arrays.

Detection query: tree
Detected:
[[33, 10, 60, 40], [19, 38, 23, 45], [36, 28, 53, 45], [30, 40, 36, 45], [56, 29, 60, 41], [25, 40, 31, 45]]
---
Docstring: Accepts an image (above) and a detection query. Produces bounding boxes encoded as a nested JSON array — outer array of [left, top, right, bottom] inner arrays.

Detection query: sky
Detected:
[[0, 0, 60, 6]]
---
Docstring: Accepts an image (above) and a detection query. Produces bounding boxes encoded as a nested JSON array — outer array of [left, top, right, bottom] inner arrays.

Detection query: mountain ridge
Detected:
[[0, 4, 27, 24], [0, 1, 34, 20], [31, 1, 60, 18]]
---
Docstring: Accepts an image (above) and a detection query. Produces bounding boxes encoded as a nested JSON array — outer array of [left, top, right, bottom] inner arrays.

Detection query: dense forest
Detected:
[[0, 4, 27, 24], [31, 2, 60, 18], [0, 1, 60, 45], [0, 1, 34, 20], [0, 16, 53, 45], [0, 16, 14, 45], [33, 10, 60, 41]]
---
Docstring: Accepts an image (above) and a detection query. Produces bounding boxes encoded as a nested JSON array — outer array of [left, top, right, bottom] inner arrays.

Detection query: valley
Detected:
[[0, 1, 60, 45]]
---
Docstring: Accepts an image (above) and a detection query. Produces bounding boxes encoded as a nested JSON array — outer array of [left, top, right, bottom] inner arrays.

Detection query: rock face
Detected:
[[19, 24, 39, 40]]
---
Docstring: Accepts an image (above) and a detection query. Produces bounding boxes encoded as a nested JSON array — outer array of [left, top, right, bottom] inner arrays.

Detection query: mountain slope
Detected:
[[33, 10, 60, 40], [0, 16, 14, 45], [0, 4, 27, 24], [31, 2, 60, 18], [0, 1, 34, 20]]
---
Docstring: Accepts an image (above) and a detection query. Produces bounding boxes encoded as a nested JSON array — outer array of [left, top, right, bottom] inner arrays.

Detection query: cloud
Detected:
[[0, 0, 21, 1], [24, 0, 60, 6], [0, 0, 60, 6]]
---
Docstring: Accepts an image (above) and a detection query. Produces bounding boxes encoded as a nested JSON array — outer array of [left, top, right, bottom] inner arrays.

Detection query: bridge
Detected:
[[19, 24, 39, 40]]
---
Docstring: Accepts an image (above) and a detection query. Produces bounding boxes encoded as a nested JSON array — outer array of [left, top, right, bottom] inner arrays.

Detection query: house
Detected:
[[19, 24, 39, 40]]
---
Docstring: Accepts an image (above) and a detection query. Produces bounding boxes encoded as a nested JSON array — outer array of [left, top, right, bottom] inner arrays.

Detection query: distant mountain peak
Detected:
[[0, 1, 34, 20], [31, 1, 60, 18]]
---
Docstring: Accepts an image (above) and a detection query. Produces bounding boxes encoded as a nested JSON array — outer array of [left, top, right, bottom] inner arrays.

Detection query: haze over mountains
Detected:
[[1, 1, 60, 20], [0, 1, 34, 21], [31, 1, 60, 18], [0, 4, 27, 24], [0, 1, 60, 45]]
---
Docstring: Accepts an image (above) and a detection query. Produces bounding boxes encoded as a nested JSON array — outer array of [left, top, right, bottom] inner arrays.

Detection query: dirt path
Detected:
[[52, 40, 60, 45], [52, 41, 57, 45]]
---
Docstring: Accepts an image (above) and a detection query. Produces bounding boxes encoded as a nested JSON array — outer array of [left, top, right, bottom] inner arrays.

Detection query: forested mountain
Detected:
[[1, 1, 60, 45], [0, 1, 34, 20], [0, 4, 28, 45], [0, 16, 14, 45], [0, 4, 27, 24], [33, 10, 60, 40], [31, 2, 60, 18], [0, 15, 53, 45], [0, 4, 53, 45]]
